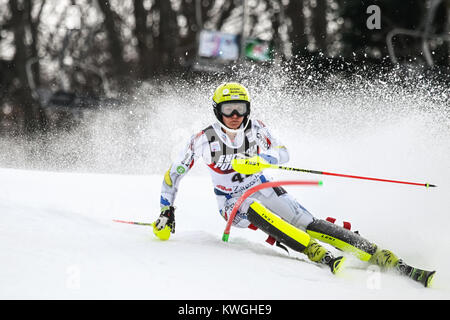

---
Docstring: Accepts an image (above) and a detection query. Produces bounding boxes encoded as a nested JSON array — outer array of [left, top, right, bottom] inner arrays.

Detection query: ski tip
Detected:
[[425, 271, 436, 288], [426, 183, 437, 188], [330, 256, 346, 275]]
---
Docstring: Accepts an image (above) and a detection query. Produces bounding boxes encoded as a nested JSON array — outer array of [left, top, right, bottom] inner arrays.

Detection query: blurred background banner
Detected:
[[244, 38, 273, 62], [0, 0, 448, 168], [198, 30, 240, 61]]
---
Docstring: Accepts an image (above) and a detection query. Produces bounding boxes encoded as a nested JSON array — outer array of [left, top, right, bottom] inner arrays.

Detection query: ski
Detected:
[[396, 260, 436, 288], [327, 256, 346, 274]]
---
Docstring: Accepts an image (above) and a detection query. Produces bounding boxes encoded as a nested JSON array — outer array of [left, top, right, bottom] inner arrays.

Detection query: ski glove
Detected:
[[259, 153, 278, 165], [155, 206, 176, 233]]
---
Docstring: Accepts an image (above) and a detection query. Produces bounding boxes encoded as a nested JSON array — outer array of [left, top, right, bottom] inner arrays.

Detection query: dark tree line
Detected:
[[0, 0, 449, 135]]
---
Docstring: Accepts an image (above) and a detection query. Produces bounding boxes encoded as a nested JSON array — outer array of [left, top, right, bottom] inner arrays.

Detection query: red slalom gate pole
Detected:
[[222, 180, 322, 242]]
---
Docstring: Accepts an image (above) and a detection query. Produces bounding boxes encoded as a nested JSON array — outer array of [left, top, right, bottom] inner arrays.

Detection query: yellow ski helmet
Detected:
[[212, 82, 251, 128]]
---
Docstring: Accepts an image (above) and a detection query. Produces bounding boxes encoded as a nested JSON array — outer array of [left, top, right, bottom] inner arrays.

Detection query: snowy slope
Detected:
[[0, 165, 449, 300], [1, 75, 449, 299]]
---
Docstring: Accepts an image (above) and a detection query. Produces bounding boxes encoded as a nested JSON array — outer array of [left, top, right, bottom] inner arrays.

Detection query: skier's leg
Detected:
[[305, 218, 378, 261], [246, 201, 345, 274], [252, 188, 399, 267], [217, 195, 252, 228], [247, 187, 380, 262], [305, 218, 436, 287], [257, 189, 386, 263], [218, 193, 344, 273], [251, 186, 315, 231], [235, 187, 345, 271], [306, 219, 406, 267], [234, 188, 435, 286], [218, 188, 314, 230], [306, 219, 401, 268]]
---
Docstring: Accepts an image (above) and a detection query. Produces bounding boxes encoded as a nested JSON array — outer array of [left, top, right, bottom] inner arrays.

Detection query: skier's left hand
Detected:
[[153, 206, 175, 240], [155, 206, 175, 232]]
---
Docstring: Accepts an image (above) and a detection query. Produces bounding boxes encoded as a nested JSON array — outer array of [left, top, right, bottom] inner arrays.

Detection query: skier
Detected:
[[153, 82, 435, 286]]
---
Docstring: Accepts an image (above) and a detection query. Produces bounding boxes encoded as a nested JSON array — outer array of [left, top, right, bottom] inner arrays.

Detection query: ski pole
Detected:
[[113, 219, 153, 226], [231, 156, 436, 188]]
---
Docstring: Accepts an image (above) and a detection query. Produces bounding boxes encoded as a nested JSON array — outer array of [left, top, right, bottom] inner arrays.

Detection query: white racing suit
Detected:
[[159, 119, 431, 283], [160, 119, 315, 231]]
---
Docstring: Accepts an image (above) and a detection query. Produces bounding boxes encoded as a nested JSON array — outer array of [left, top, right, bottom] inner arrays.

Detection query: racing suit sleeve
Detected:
[[160, 131, 208, 208], [253, 119, 289, 164]]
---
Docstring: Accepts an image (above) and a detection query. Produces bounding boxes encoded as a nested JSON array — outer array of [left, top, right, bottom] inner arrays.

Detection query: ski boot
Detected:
[[246, 202, 346, 274], [304, 239, 346, 274]]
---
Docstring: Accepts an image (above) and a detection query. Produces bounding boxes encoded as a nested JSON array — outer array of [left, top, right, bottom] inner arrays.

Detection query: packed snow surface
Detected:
[[1, 72, 449, 299], [0, 166, 449, 299]]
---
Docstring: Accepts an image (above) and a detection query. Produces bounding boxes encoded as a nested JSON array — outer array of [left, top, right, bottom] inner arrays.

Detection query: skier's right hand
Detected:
[[153, 206, 175, 240]]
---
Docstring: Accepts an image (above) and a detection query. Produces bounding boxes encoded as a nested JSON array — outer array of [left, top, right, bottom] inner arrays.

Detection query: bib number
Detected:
[[231, 173, 251, 183]]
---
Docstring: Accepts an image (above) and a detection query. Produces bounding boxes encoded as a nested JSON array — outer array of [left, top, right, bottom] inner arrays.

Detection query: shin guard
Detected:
[[306, 219, 377, 261], [247, 204, 346, 274], [247, 202, 311, 253]]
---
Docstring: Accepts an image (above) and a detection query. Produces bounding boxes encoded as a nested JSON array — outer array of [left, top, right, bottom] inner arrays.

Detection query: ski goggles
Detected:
[[220, 102, 249, 117]]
